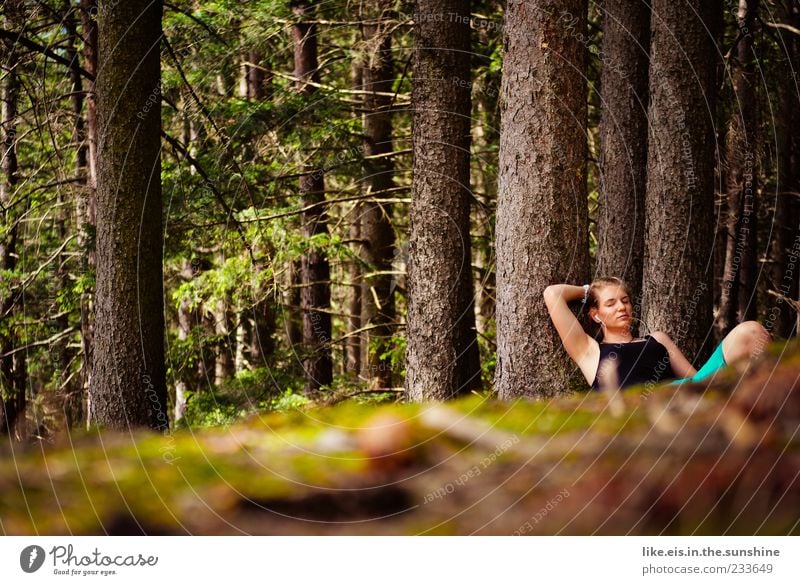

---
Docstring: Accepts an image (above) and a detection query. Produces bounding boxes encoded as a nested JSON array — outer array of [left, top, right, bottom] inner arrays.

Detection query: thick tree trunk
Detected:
[[718, 0, 759, 334], [292, 1, 332, 392], [642, 0, 721, 362], [494, 0, 590, 399], [406, 0, 481, 401], [768, 1, 800, 338], [90, 0, 168, 430], [359, 0, 396, 388], [0, 0, 25, 437], [597, 0, 650, 309]]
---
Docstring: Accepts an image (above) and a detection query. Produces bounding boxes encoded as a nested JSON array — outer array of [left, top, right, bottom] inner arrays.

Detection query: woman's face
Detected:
[[591, 285, 632, 330]]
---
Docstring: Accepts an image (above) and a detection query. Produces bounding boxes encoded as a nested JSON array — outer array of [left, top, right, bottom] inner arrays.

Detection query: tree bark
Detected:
[[292, 0, 332, 392], [359, 0, 396, 388], [90, 0, 168, 430], [406, 0, 481, 401], [494, 0, 590, 399], [768, 0, 800, 338], [597, 0, 650, 309], [642, 0, 722, 363], [718, 0, 759, 334]]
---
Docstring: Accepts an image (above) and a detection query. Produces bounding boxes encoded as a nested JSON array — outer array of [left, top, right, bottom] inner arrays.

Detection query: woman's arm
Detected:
[[650, 331, 697, 378], [543, 284, 594, 365]]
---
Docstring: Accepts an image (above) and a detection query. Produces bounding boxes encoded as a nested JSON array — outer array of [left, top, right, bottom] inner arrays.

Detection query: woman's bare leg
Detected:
[[721, 321, 771, 367]]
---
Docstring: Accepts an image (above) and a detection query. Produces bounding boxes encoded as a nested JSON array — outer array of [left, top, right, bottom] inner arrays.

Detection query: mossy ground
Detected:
[[2, 342, 799, 535]]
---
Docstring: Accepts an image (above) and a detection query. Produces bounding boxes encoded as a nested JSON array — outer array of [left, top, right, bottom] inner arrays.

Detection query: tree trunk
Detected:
[[718, 0, 759, 334], [0, 0, 24, 435], [174, 259, 194, 422], [292, 0, 332, 392], [406, 0, 481, 401], [90, 0, 168, 430], [768, 1, 800, 338], [494, 0, 590, 399], [78, 0, 98, 420], [346, 211, 362, 374], [597, 0, 650, 310], [642, 0, 721, 363], [359, 0, 396, 388], [213, 295, 233, 385], [249, 296, 275, 365], [62, 0, 89, 427]]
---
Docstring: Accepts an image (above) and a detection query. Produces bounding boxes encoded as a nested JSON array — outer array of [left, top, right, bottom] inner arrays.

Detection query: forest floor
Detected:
[[2, 343, 799, 536]]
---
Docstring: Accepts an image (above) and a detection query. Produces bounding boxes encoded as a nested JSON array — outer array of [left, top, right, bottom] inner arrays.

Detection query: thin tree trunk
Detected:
[[597, 0, 650, 309], [91, 0, 168, 430], [359, 0, 396, 388], [347, 211, 362, 374], [174, 259, 194, 422], [213, 295, 233, 385], [78, 0, 98, 422], [63, 0, 88, 427], [642, 0, 722, 362], [406, 0, 481, 401], [494, 0, 590, 399]]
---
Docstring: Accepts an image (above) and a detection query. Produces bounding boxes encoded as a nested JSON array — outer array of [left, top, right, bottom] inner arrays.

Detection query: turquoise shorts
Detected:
[[671, 340, 727, 385]]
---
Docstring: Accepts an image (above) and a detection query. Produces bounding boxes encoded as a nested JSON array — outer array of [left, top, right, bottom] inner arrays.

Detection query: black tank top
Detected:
[[591, 335, 675, 390]]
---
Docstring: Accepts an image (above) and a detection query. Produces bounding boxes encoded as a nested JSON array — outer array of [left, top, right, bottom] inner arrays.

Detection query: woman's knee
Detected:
[[723, 321, 770, 363]]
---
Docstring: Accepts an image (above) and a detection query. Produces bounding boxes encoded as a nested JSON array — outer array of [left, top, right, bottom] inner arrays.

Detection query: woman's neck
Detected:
[[602, 329, 634, 343]]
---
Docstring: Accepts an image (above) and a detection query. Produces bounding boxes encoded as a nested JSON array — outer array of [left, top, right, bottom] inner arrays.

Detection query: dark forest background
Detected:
[[0, 0, 798, 437]]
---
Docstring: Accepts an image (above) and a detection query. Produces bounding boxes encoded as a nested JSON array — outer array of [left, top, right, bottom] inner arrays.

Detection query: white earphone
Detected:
[[594, 316, 602, 323]]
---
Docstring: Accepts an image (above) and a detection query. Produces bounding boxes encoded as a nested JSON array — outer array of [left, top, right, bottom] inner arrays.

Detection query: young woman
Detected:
[[543, 277, 770, 390]]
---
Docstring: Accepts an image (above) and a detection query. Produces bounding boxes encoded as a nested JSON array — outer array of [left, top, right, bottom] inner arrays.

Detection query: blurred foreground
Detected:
[[2, 342, 799, 535]]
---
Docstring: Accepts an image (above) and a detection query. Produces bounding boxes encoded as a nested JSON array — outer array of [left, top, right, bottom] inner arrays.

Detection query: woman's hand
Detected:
[[650, 331, 697, 378]]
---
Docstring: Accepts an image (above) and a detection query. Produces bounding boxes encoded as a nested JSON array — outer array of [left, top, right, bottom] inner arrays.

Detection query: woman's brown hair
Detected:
[[585, 276, 632, 309]]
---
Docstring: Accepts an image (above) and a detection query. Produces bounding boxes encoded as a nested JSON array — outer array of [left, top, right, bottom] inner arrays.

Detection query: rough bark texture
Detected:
[[360, 0, 396, 388], [292, 0, 332, 392], [597, 0, 650, 308], [642, 0, 721, 363], [90, 0, 168, 430], [494, 0, 590, 399], [718, 0, 759, 335], [768, 1, 800, 338], [406, 0, 481, 401], [0, 0, 25, 436]]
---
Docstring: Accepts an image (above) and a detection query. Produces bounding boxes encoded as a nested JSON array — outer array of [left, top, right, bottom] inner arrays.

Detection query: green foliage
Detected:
[[178, 367, 310, 428]]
